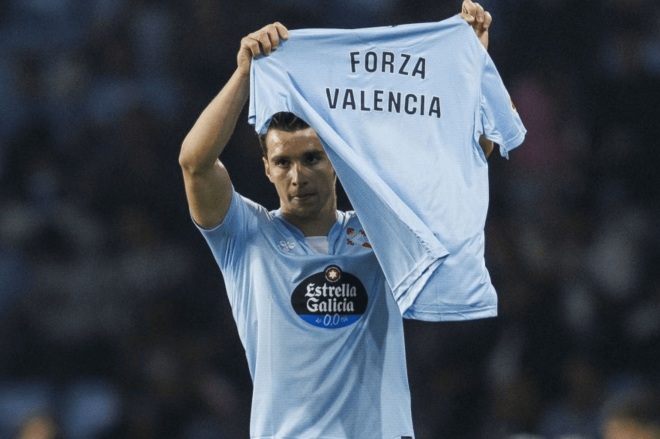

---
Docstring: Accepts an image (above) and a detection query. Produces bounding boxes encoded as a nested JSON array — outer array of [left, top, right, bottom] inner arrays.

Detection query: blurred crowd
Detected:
[[0, 0, 659, 438]]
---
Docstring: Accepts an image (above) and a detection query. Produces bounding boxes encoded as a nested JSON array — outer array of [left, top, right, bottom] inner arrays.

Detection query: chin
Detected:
[[291, 208, 315, 219], [293, 205, 323, 220]]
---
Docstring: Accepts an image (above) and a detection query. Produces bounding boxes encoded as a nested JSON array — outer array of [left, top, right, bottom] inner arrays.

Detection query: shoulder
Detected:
[[198, 189, 273, 237]]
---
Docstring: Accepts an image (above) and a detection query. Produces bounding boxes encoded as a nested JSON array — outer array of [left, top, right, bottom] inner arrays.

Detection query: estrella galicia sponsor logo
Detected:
[[291, 265, 368, 329]]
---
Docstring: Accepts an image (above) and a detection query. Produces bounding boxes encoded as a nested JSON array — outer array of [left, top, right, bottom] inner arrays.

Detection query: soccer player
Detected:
[[179, 2, 493, 437]]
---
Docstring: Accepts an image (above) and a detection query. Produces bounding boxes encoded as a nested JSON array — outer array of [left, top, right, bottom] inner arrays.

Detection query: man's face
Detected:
[[263, 127, 337, 226]]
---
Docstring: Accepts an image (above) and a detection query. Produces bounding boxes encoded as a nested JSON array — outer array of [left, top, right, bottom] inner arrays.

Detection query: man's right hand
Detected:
[[237, 22, 290, 76]]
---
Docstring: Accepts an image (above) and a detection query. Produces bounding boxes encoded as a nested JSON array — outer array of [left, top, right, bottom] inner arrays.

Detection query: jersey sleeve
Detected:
[[195, 188, 241, 262], [479, 54, 527, 158], [195, 188, 265, 303]]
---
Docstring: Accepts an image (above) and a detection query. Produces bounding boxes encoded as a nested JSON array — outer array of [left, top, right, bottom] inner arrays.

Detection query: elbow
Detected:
[[179, 147, 217, 178], [179, 139, 205, 175], [178, 146, 194, 173], [179, 132, 221, 176]]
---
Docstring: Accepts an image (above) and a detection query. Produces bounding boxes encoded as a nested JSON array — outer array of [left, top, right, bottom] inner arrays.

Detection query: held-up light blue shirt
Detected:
[[249, 15, 526, 321], [198, 189, 414, 439]]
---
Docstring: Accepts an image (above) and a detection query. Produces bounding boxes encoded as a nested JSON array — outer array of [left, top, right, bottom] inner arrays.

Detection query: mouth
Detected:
[[291, 193, 314, 201]]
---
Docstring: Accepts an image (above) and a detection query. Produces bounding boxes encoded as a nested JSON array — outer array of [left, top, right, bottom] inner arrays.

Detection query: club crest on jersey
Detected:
[[291, 265, 368, 329], [346, 228, 372, 248]]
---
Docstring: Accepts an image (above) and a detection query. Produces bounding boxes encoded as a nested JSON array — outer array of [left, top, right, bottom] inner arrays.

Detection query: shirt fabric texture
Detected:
[[249, 15, 527, 321]]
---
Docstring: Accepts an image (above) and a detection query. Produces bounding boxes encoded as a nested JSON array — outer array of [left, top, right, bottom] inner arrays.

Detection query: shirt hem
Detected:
[[402, 305, 498, 322]]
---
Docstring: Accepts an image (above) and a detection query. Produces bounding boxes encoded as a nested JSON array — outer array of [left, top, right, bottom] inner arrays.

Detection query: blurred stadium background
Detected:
[[0, 0, 659, 438]]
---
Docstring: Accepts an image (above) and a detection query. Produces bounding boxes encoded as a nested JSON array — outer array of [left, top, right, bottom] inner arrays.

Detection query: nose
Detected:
[[290, 162, 308, 186]]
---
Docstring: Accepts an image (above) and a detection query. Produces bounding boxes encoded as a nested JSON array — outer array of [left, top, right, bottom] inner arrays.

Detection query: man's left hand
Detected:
[[459, 0, 492, 50]]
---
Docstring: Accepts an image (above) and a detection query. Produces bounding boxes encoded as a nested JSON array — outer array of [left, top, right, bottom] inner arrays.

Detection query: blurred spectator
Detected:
[[537, 355, 603, 439], [600, 387, 660, 439], [13, 414, 62, 439]]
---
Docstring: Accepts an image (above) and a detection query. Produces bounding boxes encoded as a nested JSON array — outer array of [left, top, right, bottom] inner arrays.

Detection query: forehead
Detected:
[[265, 127, 324, 158]]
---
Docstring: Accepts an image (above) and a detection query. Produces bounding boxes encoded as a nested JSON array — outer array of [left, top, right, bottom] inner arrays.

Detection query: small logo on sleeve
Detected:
[[291, 265, 368, 329]]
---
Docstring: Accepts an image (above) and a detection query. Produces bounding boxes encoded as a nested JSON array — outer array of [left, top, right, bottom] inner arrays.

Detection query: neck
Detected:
[[282, 197, 337, 237], [283, 209, 337, 237]]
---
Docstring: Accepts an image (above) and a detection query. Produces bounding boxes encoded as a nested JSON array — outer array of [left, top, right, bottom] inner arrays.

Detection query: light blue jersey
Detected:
[[198, 189, 414, 439], [249, 15, 526, 321]]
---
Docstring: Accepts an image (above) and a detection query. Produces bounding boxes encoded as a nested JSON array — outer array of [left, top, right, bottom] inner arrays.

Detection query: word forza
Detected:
[[325, 88, 441, 118]]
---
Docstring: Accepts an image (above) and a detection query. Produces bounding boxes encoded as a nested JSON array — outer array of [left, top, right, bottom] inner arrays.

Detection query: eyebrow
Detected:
[[269, 147, 325, 162], [268, 152, 289, 162]]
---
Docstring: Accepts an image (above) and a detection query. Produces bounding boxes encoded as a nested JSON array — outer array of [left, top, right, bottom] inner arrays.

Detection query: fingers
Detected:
[[461, 0, 476, 23], [460, 0, 491, 31], [458, 12, 475, 24], [272, 22, 290, 43], [241, 22, 290, 59], [474, 2, 485, 28], [473, 6, 492, 33], [459, 0, 492, 50], [483, 11, 493, 31]]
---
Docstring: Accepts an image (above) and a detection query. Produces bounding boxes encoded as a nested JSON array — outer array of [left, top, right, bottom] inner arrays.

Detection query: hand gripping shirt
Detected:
[[197, 189, 414, 439], [249, 15, 526, 321]]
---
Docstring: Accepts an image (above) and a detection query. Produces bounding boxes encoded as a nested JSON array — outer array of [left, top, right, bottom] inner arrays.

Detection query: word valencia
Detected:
[[325, 88, 441, 118]]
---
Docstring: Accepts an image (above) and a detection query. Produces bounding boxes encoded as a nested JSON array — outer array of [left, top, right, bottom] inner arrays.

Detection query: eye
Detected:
[[305, 153, 322, 165], [275, 158, 289, 167]]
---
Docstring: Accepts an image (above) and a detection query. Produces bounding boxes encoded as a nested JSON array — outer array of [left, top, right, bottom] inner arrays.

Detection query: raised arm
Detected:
[[459, 0, 495, 158], [179, 22, 289, 229]]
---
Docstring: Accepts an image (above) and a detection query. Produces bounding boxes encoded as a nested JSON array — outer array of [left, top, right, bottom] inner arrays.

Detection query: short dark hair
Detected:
[[258, 112, 310, 157]]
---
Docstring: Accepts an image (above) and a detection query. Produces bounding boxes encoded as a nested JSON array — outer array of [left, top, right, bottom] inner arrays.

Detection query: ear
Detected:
[[263, 156, 274, 182]]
